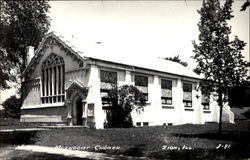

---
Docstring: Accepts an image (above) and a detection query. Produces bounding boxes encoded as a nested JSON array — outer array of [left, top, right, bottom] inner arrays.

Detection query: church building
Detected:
[[20, 32, 234, 129]]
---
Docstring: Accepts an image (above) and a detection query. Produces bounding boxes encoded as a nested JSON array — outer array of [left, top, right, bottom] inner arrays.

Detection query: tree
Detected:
[[192, 0, 250, 134], [240, 0, 250, 11], [106, 85, 146, 128], [229, 81, 250, 108], [2, 95, 22, 118], [163, 55, 188, 67], [0, 0, 51, 90]]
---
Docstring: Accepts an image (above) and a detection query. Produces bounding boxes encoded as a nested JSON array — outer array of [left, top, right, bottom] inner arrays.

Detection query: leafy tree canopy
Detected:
[[2, 95, 21, 118], [162, 55, 188, 67], [0, 0, 51, 90], [192, 0, 249, 133], [240, 0, 250, 11], [106, 85, 146, 128]]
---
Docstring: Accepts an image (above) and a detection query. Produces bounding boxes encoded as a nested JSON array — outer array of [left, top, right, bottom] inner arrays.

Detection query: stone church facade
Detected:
[[20, 32, 234, 129]]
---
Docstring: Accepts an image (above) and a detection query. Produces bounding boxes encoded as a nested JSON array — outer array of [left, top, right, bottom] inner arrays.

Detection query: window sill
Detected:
[[203, 110, 211, 113], [184, 108, 194, 111], [22, 103, 65, 109], [162, 105, 174, 109]]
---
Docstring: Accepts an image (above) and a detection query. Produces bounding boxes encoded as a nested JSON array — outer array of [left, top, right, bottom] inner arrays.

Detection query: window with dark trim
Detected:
[[41, 54, 65, 104], [100, 70, 117, 109], [135, 75, 148, 101], [161, 79, 172, 105], [183, 83, 192, 107]]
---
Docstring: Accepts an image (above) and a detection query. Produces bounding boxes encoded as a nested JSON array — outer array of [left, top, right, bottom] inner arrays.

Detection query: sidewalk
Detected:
[[0, 125, 90, 132], [0, 128, 50, 132], [15, 145, 149, 160]]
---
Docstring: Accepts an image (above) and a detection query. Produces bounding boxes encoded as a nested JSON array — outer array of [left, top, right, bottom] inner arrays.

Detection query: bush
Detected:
[[2, 95, 21, 118], [229, 82, 250, 107], [243, 109, 250, 119], [106, 85, 146, 128]]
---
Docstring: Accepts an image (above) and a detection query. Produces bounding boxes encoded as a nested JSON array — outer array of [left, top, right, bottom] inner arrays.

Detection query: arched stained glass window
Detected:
[[41, 54, 65, 104]]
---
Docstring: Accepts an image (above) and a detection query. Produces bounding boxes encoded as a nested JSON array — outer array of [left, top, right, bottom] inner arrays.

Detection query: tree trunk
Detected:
[[218, 87, 223, 135]]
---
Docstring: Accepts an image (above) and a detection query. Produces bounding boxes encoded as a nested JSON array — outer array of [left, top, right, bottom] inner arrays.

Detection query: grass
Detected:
[[0, 118, 45, 130], [1, 119, 250, 159], [33, 122, 250, 151]]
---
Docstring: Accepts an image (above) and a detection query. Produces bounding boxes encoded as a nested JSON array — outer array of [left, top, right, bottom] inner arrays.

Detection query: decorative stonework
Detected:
[[65, 68, 88, 89], [24, 34, 85, 79], [42, 53, 64, 68], [66, 82, 88, 100]]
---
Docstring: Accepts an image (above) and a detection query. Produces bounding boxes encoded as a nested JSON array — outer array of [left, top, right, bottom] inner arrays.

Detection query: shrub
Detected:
[[2, 95, 21, 118], [106, 85, 146, 128]]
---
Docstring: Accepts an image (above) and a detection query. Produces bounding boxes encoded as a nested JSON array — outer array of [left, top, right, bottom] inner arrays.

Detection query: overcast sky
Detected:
[[48, 0, 249, 68], [0, 0, 249, 104]]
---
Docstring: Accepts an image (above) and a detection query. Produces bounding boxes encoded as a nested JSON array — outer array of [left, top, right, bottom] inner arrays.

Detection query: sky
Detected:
[[48, 0, 249, 68], [0, 0, 249, 105]]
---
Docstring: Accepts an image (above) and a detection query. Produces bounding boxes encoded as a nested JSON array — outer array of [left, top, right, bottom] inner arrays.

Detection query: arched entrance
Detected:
[[65, 81, 89, 126], [72, 96, 83, 125]]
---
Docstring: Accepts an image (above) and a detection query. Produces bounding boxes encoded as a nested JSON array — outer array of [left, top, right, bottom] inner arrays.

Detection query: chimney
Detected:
[[26, 46, 34, 65]]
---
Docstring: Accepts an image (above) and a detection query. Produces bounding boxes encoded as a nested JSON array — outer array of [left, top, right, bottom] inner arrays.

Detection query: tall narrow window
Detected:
[[202, 92, 210, 110], [62, 65, 65, 101], [100, 70, 117, 109], [41, 70, 45, 103], [46, 69, 49, 96], [161, 79, 172, 105], [41, 54, 65, 104], [183, 83, 192, 107], [135, 75, 148, 101]]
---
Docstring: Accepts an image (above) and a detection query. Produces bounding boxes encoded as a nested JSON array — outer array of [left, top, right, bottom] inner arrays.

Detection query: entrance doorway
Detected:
[[73, 96, 83, 125]]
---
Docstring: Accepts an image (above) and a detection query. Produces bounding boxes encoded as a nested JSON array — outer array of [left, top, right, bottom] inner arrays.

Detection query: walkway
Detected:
[[0, 128, 50, 132], [15, 145, 148, 160]]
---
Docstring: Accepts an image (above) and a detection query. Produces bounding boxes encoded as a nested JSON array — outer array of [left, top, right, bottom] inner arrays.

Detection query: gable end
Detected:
[[22, 32, 85, 80]]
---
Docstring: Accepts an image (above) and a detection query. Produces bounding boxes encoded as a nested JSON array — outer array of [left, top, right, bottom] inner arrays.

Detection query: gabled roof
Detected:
[[23, 31, 202, 80], [22, 32, 86, 77], [66, 81, 89, 99], [66, 80, 87, 91]]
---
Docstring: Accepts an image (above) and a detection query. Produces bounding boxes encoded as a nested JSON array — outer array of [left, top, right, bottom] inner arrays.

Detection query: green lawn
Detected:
[[1, 119, 250, 159]]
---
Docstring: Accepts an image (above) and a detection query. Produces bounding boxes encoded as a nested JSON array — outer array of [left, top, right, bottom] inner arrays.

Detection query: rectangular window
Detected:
[[202, 93, 210, 110], [62, 65, 65, 94], [135, 75, 148, 101], [54, 67, 57, 95], [49, 68, 52, 104], [161, 79, 172, 105], [100, 70, 117, 83], [87, 103, 94, 117], [183, 83, 192, 107], [58, 66, 61, 94], [42, 70, 45, 97], [46, 69, 49, 96], [100, 70, 117, 109]]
